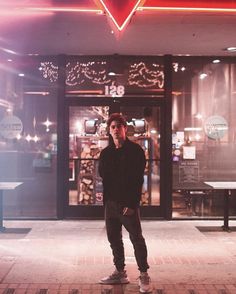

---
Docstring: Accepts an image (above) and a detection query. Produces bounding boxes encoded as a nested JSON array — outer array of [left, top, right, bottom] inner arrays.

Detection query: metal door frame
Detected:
[[60, 96, 167, 219]]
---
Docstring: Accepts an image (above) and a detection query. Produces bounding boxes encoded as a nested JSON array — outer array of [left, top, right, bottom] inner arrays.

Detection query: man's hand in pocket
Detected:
[[123, 207, 135, 216]]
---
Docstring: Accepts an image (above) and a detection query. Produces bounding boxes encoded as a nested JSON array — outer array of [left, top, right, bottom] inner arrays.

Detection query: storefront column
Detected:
[[163, 55, 173, 219], [57, 54, 67, 219]]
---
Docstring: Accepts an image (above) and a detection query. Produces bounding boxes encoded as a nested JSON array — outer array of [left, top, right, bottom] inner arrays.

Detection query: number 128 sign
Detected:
[[105, 85, 125, 97]]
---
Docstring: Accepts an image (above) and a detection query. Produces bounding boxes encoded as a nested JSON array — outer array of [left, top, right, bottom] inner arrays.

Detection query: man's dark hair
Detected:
[[107, 113, 127, 128]]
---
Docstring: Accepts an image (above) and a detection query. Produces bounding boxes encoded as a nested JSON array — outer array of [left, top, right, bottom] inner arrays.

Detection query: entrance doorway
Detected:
[[65, 97, 164, 218]]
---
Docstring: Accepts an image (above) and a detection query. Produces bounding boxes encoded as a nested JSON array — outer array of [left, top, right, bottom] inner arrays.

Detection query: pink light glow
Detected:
[[140, 0, 236, 12]]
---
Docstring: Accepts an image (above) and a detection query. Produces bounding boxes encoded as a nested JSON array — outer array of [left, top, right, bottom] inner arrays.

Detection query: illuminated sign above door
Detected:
[[98, 0, 143, 31], [20, 0, 236, 32], [96, 0, 236, 31]]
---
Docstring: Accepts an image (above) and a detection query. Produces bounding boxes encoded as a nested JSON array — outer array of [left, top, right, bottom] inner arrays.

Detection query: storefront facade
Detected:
[[0, 54, 235, 219]]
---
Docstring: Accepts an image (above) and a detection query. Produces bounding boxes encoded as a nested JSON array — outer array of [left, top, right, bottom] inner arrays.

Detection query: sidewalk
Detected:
[[0, 219, 236, 293]]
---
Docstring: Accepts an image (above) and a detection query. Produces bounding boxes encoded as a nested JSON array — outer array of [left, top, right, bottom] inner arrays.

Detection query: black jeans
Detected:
[[105, 200, 149, 272]]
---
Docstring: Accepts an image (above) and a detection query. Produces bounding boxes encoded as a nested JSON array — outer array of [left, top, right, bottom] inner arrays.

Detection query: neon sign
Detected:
[[13, 0, 236, 32]]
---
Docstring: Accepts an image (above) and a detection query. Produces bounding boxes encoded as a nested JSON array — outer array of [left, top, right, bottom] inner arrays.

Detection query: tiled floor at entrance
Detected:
[[0, 220, 236, 293]]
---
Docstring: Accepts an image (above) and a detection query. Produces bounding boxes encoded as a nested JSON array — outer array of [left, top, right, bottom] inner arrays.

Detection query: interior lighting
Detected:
[[173, 63, 178, 72], [0, 47, 18, 55], [108, 72, 116, 76], [150, 129, 157, 134], [212, 59, 221, 64], [18, 73, 25, 77], [195, 134, 201, 141], [16, 134, 22, 140], [28, 53, 39, 56], [24, 91, 49, 96], [33, 135, 39, 142], [195, 113, 203, 120], [184, 127, 202, 131], [180, 67, 186, 71], [0, 99, 12, 109], [6, 108, 12, 113], [43, 118, 53, 132], [225, 47, 236, 52], [75, 121, 83, 134], [199, 73, 208, 80], [26, 134, 31, 142]]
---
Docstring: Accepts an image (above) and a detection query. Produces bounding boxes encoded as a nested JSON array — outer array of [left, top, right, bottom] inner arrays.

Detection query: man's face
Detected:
[[109, 120, 127, 141]]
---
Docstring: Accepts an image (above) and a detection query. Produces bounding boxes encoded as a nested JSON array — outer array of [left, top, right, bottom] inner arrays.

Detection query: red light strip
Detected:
[[99, 0, 142, 31], [139, 0, 236, 12], [26, 7, 103, 13], [138, 6, 236, 12]]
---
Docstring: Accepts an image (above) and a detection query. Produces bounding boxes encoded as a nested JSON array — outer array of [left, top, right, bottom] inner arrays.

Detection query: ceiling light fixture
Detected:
[[225, 47, 236, 52], [108, 72, 123, 76], [212, 59, 220, 63], [199, 73, 208, 80]]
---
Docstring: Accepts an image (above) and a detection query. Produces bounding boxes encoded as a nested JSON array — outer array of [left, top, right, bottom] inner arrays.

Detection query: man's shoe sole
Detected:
[[139, 282, 152, 293], [139, 286, 152, 293]]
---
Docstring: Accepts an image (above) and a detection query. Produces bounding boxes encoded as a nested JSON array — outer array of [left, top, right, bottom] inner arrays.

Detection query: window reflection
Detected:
[[172, 58, 236, 218], [0, 58, 58, 218]]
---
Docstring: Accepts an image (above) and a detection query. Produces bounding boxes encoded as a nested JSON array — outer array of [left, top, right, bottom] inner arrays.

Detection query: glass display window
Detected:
[[172, 57, 236, 218]]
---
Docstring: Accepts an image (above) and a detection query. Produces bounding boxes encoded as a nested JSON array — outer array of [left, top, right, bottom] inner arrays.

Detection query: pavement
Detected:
[[0, 219, 236, 293]]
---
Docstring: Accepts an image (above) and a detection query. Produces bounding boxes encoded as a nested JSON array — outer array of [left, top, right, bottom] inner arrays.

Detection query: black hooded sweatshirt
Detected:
[[98, 137, 146, 209]]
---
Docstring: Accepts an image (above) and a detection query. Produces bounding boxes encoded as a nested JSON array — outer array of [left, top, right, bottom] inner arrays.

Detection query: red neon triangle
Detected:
[[99, 0, 141, 30]]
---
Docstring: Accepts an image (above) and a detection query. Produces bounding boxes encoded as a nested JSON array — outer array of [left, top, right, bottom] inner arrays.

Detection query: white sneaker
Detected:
[[138, 272, 151, 293], [99, 269, 129, 284]]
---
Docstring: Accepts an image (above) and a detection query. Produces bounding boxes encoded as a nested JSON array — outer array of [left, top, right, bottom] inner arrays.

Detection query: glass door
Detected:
[[119, 104, 161, 217], [66, 99, 163, 218]]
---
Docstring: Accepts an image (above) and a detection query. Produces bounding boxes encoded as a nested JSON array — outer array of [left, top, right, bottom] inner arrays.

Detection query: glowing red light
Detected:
[[99, 0, 142, 31], [142, 0, 236, 10]]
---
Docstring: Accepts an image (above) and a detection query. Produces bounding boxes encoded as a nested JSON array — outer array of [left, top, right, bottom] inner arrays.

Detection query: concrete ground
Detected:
[[0, 219, 236, 293]]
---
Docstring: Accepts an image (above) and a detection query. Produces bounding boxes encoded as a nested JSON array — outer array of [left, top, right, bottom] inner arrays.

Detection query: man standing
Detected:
[[98, 113, 151, 293]]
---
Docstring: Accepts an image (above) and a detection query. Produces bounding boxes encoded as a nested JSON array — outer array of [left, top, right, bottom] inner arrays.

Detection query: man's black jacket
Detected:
[[98, 137, 146, 209]]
